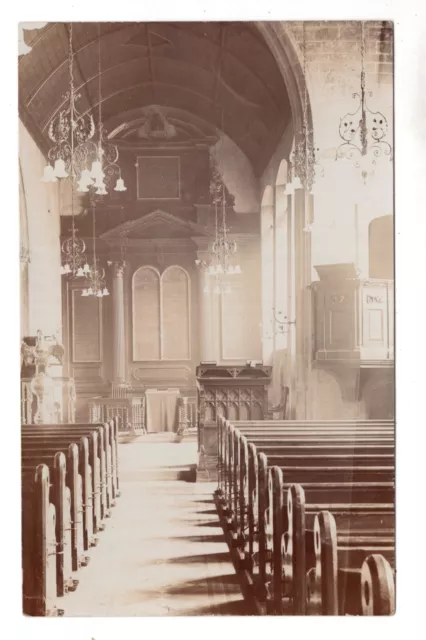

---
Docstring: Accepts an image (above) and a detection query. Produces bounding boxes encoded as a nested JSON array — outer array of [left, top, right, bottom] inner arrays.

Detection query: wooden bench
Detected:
[[22, 464, 59, 616], [215, 417, 395, 616], [21, 419, 120, 615]]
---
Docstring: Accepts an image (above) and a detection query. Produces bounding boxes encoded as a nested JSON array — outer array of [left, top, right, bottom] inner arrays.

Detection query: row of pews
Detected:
[[21, 419, 120, 616], [214, 418, 395, 616]]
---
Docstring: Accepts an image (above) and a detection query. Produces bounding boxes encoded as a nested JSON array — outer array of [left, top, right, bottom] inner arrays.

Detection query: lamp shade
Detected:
[[96, 183, 107, 196], [76, 267, 84, 277], [77, 179, 90, 193], [53, 158, 69, 179], [292, 176, 303, 190], [81, 289, 89, 297], [41, 164, 57, 183], [102, 287, 109, 296], [234, 265, 242, 274], [114, 178, 127, 192]]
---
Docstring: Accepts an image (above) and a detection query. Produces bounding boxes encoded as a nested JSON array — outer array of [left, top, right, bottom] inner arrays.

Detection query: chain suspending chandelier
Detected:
[[285, 22, 322, 196], [336, 21, 392, 182], [82, 200, 109, 298], [41, 23, 126, 195], [195, 157, 242, 295]]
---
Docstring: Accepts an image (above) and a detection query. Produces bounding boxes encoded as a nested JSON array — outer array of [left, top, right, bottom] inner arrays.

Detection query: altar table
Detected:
[[145, 388, 180, 433]]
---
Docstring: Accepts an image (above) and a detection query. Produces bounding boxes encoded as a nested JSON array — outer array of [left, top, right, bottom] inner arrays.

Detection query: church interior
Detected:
[[19, 20, 395, 617]]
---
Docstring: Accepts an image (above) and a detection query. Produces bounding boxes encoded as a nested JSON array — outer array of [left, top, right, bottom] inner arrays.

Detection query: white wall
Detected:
[[19, 121, 62, 340], [210, 134, 260, 214]]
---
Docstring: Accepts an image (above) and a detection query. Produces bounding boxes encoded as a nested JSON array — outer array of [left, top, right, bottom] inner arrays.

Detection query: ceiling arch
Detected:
[[19, 21, 292, 175]]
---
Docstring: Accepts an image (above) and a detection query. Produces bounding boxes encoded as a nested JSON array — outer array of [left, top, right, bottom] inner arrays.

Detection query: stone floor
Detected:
[[63, 435, 249, 616]]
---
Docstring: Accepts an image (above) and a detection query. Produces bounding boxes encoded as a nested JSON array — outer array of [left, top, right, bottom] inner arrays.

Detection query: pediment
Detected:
[[100, 209, 211, 241]]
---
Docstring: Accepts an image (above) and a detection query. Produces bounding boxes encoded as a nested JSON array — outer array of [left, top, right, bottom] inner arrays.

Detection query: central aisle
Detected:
[[64, 436, 249, 616]]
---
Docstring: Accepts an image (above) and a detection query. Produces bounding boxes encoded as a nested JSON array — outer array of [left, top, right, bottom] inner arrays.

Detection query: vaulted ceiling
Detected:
[[18, 22, 292, 176]]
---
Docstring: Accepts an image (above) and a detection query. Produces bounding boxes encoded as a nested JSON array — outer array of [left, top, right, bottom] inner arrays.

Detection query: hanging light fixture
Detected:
[[60, 180, 90, 277], [336, 21, 392, 183], [286, 22, 322, 195], [81, 200, 109, 298], [41, 23, 96, 186], [195, 123, 241, 295], [42, 23, 126, 195], [87, 23, 127, 196]]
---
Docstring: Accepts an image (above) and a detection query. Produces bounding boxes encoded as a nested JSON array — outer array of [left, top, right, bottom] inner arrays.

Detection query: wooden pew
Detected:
[[306, 510, 395, 615], [22, 464, 59, 616], [21, 421, 118, 522], [215, 418, 395, 615], [275, 480, 394, 615], [21, 419, 120, 613], [22, 444, 88, 581], [22, 426, 106, 534], [221, 422, 394, 542]]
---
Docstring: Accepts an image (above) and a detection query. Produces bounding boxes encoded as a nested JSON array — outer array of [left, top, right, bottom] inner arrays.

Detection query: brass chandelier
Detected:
[[82, 200, 109, 298], [195, 158, 241, 295], [336, 21, 392, 182], [41, 23, 126, 195]]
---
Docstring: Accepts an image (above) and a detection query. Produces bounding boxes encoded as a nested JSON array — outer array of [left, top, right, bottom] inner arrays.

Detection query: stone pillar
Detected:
[[112, 262, 126, 383]]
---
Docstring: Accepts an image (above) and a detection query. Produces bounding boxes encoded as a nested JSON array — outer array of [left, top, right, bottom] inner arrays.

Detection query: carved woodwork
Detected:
[[196, 364, 272, 454], [313, 263, 394, 365]]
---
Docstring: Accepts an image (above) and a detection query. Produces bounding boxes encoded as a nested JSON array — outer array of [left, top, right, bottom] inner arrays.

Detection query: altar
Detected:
[[145, 388, 180, 433]]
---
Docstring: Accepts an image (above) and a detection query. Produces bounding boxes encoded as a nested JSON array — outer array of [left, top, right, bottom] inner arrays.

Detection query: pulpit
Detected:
[[196, 363, 272, 454]]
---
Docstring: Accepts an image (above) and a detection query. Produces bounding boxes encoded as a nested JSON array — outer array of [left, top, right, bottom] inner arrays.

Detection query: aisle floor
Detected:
[[64, 438, 249, 616]]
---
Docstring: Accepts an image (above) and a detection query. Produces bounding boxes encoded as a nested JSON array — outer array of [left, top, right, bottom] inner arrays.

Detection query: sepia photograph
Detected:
[[17, 14, 398, 620]]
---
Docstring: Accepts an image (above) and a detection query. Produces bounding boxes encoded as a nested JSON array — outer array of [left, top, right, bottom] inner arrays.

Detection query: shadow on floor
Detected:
[[175, 599, 252, 616], [155, 552, 232, 565], [164, 573, 241, 596]]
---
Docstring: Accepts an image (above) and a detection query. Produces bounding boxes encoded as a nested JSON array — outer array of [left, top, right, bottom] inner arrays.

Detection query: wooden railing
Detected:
[[88, 390, 197, 434], [88, 395, 145, 432]]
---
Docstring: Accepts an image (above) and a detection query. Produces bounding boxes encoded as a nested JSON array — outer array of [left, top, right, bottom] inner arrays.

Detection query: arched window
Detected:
[[132, 265, 190, 361], [369, 215, 393, 279]]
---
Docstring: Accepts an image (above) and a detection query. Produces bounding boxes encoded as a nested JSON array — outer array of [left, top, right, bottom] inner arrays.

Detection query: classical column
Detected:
[[112, 262, 126, 383]]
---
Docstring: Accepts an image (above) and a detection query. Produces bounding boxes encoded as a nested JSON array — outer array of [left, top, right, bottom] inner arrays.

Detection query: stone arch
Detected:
[[255, 22, 314, 152]]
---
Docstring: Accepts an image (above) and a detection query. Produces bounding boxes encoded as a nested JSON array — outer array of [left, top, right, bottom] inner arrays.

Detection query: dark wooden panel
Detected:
[[71, 289, 102, 363], [136, 156, 180, 200]]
